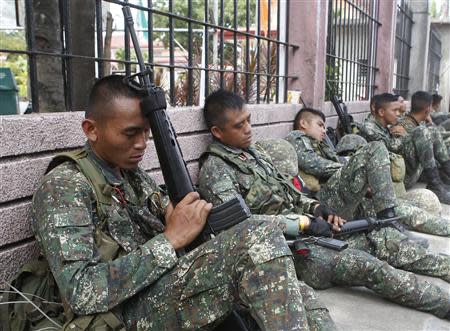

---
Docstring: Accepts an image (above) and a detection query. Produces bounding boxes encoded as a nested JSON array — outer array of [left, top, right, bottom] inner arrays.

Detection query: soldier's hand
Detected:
[[164, 192, 212, 250], [305, 218, 332, 237], [389, 125, 407, 137], [313, 204, 345, 232]]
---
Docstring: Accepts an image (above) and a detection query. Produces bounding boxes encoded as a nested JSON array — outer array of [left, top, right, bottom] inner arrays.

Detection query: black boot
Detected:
[[423, 167, 450, 204]]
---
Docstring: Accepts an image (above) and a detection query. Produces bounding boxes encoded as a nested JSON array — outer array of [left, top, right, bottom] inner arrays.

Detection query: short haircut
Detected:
[[86, 75, 143, 121], [373, 93, 398, 115], [203, 89, 244, 129], [432, 93, 443, 105], [370, 94, 382, 110], [411, 91, 432, 113], [294, 107, 326, 130]]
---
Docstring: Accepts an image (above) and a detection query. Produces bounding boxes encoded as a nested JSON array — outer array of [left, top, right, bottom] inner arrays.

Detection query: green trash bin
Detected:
[[0, 67, 19, 115]]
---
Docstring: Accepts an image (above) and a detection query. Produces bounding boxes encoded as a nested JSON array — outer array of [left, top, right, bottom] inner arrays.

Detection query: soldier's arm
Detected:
[[360, 123, 403, 153], [32, 174, 178, 315], [286, 135, 341, 180], [198, 156, 309, 237]]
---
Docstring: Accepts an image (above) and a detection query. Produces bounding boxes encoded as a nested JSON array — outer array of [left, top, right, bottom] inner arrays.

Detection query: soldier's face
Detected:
[[379, 101, 402, 126], [212, 107, 252, 149], [87, 97, 150, 171], [301, 116, 326, 141]]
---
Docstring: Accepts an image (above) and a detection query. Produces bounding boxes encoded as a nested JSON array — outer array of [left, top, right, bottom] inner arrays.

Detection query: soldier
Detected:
[[198, 89, 450, 320], [431, 93, 450, 126], [286, 107, 450, 236], [31, 75, 313, 331], [359, 93, 450, 204]]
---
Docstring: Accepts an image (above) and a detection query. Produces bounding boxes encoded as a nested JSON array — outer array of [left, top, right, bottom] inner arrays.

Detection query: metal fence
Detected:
[[0, 0, 298, 113], [427, 27, 441, 93], [393, 0, 413, 98], [325, 0, 380, 102]]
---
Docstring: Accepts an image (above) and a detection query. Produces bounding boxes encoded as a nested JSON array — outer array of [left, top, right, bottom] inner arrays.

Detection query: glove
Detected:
[[305, 218, 332, 237], [313, 204, 336, 220]]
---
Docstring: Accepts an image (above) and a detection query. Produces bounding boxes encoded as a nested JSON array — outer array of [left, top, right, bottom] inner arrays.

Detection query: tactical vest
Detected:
[[2, 149, 126, 331], [202, 143, 308, 215]]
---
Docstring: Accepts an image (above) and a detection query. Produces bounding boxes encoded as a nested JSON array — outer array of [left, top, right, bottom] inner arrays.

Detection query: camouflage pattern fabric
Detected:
[[335, 134, 368, 155], [32, 145, 310, 331], [294, 244, 450, 318], [285, 130, 397, 220], [255, 139, 299, 177], [400, 114, 450, 167], [297, 281, 337, 331], [359, 115, 449, 188], [198, 140, 450, 318], [402, 189, 442, 215], [284, 131, 341, 183]]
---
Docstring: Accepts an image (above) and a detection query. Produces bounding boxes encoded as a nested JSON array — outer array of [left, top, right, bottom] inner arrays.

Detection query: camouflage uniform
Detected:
[[32, 145, 310, 331], [198, 140, 450, 319], [285, 130, 450, 236], [359, 114, 450, 188], [285, 130, 397, 220]]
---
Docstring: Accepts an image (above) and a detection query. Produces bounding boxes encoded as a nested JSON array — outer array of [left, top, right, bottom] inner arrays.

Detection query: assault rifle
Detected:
[[122, 7, 251, 238], [334, 216, 404, 237], [330, 95, 353, 135], [326, 81, 354, 136], [287, 215, 404, 254]]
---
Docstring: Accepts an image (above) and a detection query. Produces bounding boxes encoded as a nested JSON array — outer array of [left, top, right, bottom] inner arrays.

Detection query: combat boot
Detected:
[[422, 167, 450, 204]]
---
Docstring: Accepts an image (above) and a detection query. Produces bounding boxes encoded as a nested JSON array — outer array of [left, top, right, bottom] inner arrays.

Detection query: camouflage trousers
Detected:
[[356, 195, 450, 236], [317, 141, 397, 220], [295, 227, 450, 318], [122, 219, 312, 331], [395, 199, 450, 236], [402, 126, 450, 187]]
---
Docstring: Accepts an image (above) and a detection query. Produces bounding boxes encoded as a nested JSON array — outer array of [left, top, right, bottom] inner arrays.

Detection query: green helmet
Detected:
[[255, 138, 298, 176], [335, 134, 367, 155]]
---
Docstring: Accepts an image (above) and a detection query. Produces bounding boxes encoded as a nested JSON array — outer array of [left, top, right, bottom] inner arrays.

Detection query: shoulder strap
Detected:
[[47, 149, 112, 218]]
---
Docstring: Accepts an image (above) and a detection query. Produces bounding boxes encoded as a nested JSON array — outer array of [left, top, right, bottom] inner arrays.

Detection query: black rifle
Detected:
[[287, 237, 348, 253], [122, 6, 250, 238], [330, 95, 353, 135], [334, 216, 404, 237]]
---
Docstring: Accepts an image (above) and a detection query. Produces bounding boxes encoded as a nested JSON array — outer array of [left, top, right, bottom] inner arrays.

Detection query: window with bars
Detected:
[[0, 0, 298, 113], [325, 0, 380, 102], [427, 28, 441, 93], [393, 0, 413, 98]]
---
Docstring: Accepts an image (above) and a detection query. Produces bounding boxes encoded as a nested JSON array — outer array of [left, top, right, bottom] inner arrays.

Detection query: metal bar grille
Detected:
[[393, 0, 413, 98], [325, 0, 380, 102], [1, 0, 299, 111], [427, 28, 441, 93]]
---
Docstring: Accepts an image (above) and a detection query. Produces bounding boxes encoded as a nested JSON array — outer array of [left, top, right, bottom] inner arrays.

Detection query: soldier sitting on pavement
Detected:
[[31, 75, 315, 331], [198, 89, 450, 321], [285, 107, 450, 236], [359, 92, 450, 204]]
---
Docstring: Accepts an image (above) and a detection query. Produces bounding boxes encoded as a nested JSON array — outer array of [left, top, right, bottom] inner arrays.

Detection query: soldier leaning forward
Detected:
[[27, 75, 313, 331]]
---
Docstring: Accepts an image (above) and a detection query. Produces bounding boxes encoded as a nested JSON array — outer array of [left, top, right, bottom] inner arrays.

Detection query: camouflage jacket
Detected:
[[285, 130, 342, 182], [31, 144, 175, 317], [398, 113, 420, 133], [358, 114, 405, 154], [198, 141, 319, 236]]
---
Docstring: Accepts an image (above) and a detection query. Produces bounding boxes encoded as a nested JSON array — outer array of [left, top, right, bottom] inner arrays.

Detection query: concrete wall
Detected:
[[0, 101, 369, 284], [287, 0, 328, 109], [408, 1, 431, 98]]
